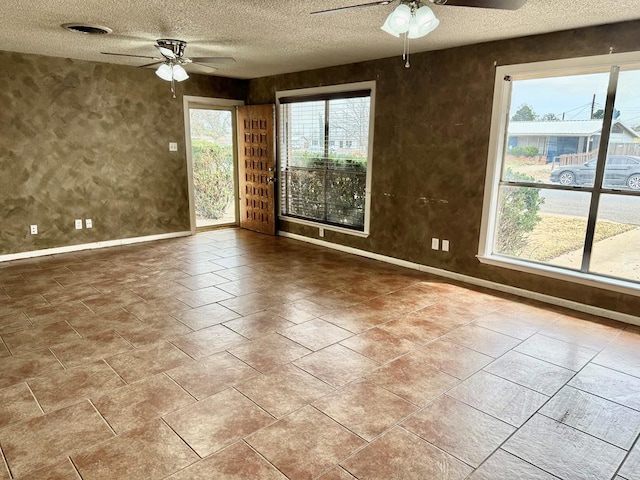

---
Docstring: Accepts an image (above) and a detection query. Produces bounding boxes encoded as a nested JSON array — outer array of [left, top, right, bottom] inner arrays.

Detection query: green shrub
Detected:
[[191, 139, 234, 220], [509, 146, 539, 157], [495, 169, 544, 256]]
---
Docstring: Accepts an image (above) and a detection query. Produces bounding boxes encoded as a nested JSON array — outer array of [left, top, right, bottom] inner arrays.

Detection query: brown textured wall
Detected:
[[247, 20, 640, 316], [0, 51, 247, 255]]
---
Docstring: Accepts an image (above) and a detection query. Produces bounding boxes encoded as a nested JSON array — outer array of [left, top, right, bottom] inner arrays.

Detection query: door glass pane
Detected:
[[493, 186, 591, 269], [603, 68, 640, 191], [503, 72, 609, 187], [189, 108, 237, 227], [590, 194, 640, 282]]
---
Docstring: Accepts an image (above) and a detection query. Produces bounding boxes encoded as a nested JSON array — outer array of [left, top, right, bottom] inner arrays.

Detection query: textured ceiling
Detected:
[[1, 0, 638, 79]]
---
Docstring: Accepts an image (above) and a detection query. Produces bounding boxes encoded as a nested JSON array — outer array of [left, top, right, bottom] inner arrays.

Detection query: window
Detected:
[[277, 82, 375, 235], [480, 52, 640, 294]]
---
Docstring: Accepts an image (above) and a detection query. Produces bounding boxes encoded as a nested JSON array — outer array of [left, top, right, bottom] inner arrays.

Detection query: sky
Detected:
[[510, 69, 640, 127]]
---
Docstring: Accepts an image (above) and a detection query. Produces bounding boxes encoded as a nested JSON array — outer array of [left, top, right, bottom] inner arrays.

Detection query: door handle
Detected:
[[267, 177, 276, 183], [267, 167, 274, 172]]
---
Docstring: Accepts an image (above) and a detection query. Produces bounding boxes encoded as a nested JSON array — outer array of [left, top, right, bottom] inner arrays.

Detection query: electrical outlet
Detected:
[[319, 227, 324, 237], [442, 239, 450, 252], [85, 219, 93, 229], [75, 219, 83, 229], [169, 142, 178, 152], [30, 225, 38, 235], [431, 238, 439, 250]]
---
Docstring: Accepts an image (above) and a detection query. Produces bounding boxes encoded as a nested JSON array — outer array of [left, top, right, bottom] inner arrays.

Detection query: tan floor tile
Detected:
[[593, 342, 640, 379], [341, 427, 472, 480], [43, 285, 101, 306], [473, 311, 546, 340], [92, 373, 195, 434], [0, 348, 64, 389], [129, 280, 192, 301], [171, 302, 240, 330], [52, 331, 133, 368], [166, 441, 287, 480], [176, 272, 229, 290], [28, 360, 125, 412], [0, 341, 9, 358], [569, 363, 640, 410], [82, 290, 145, 314], [16, 459, 82, 480], [0, 382, 42, 428], [167, 351, 259, 400], [366, 352, 459, 406], [279, 318, 352, 351], [314, 381, 417, 441], [539, 314, 623, 350], [123, 297, 191, 321], [23, 302, 95, 326], [541, 385, 640, 449], [484, 350, 574, 395], [443, 324, 521, 358], [403, 302, 478, 330], [171, 325, 248, 359], [237, 364, 334, 418], [246, 405, 365, 480], [72, 419, 198, 480], [448, 371, 548, 427], [503, 414, 626, 480], [116, 314, 192, 347], [230, 333, 312, 373], [468, 449, 558, 480], [339, 327, 416, 364], [294, 344, 378, 387], [224, 311, 295, 340], [415, 339, 493, 379], [67, 309, 142, 337], [173, 286, 235, 308], [515, 333, 598, 371], [318, 467, 357, 480], [619, 443, 640, 480], [403, 395, 515, 467], [268, 301, 321, 324], [0, 401, 114, 478], [164, 388, 274, 457], [2, 321, 81, 355], [379, 315, 451, 345], [106, 341, 193, 383], [216, 278, 270, 296], [320, 305, 391, 333], [220, 292, 283, 316]]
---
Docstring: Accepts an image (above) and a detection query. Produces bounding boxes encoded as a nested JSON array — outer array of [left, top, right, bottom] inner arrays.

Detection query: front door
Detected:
[[237, 104, 276, 235]]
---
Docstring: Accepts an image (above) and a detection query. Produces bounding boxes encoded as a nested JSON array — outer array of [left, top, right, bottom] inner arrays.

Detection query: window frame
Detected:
[[275, 81, 376, 238], [478, 51, 640, 297]]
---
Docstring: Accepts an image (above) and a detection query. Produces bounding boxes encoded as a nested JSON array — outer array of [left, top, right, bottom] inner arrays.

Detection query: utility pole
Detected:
[[590, 94, 596, 119]]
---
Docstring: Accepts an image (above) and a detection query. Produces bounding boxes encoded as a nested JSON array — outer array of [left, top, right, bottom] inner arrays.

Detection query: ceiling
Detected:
[[1, 0, 638, 79]]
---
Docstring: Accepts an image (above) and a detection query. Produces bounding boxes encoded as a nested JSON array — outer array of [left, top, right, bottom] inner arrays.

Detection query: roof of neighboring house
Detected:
[[508, 120, 639, 138]]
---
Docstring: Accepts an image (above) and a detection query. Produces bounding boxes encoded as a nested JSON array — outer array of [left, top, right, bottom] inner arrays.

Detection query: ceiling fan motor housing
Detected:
[[157, 39, 187, 58]]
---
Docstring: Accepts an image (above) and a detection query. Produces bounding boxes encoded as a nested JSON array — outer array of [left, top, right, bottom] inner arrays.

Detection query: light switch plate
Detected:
[[431, 238, 439, 250], [85, 219, 93, 229], [75, 219, 83, 229], [442, 239, 450, 252], [169, 142, 178, 152], [30, 225, 38, 235]]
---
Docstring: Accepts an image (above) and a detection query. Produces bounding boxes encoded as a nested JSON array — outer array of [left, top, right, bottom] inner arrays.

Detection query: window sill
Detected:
[[279, 216, 370, 238], [477, 254, 640, 298]]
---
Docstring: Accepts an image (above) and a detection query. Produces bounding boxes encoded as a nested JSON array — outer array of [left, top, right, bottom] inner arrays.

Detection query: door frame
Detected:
[[183, 95, 245, 233]]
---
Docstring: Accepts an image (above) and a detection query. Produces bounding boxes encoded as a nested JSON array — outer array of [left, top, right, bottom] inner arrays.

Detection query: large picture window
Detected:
[[277, 82, 375, 235], [480, 52, 640, 294]]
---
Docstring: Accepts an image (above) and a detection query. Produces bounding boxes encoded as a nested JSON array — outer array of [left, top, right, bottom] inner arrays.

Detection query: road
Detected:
[[539, 189, 640, 225]]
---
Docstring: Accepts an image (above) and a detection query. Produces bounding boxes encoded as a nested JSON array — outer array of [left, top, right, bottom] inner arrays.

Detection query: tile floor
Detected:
[[0, 228, 639, 480]]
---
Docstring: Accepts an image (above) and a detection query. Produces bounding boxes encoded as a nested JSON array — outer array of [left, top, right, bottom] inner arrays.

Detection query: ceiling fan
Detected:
[[311, 0, 526, 67], [101, 39, 236, 98]]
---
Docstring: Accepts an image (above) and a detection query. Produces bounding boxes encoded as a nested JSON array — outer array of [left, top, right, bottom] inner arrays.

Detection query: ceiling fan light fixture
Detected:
[[408, 6, 439, 38], [172, 64, 189, 82], [155, 63, 173, 81], [386, 3, 412, 34], [381, 15, 401, 37]]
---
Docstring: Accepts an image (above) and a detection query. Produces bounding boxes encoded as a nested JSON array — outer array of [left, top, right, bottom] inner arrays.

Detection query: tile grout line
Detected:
[[162, 372, 199, 403], [0, 443, 14, 480], [66, 456, 85, 480], [610, 428, 640, 479], [88, 398, 117, 436], [24, 381, 46, 415], [159, 417, 203, 460]]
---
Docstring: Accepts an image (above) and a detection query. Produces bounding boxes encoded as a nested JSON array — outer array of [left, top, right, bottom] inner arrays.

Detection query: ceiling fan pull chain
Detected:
[[404, 34, 410, 68]]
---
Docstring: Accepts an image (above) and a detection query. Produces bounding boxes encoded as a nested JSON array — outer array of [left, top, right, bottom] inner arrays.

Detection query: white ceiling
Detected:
[[1, 0, 638, 79]]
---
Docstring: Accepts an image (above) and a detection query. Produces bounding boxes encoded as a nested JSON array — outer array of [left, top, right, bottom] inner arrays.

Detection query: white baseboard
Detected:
[[278, 231, 640, 327], [0, 231, 193, 263]]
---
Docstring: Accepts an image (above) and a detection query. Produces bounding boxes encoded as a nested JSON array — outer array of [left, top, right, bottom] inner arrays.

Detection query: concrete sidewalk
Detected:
[[552, 227, 640, 281]]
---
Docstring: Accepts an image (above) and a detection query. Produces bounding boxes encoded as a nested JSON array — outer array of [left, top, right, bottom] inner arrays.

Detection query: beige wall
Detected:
[[247, 20, 640, 316], [0, 51, 247, 255]]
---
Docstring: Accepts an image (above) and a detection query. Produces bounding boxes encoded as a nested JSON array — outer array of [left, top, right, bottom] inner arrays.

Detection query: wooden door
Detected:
[[237, 104, 276, 235]]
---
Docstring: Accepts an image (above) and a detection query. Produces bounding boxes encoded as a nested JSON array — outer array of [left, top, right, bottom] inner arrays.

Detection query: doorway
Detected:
[[183, 97, 244, 231]]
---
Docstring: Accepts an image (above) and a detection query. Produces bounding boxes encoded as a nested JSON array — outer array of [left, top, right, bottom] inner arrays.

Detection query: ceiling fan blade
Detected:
[[188, 56, 236, 64], [191, 62, 219, 70], [156, 45, 176, 59], [311, 0, 392, 15], [138, 61, 164, 68], [101, 52, 161, 60], [431, 0, 526, 10]]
